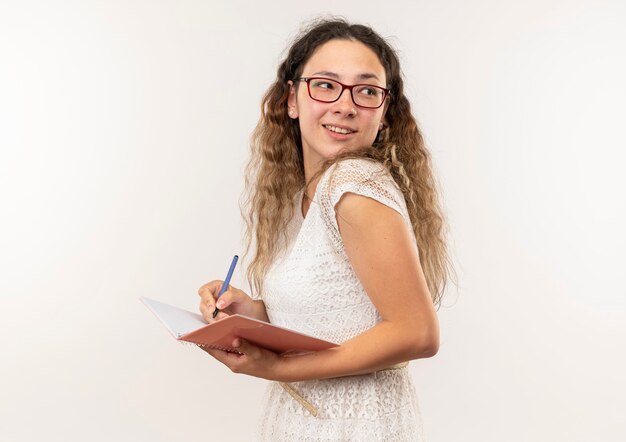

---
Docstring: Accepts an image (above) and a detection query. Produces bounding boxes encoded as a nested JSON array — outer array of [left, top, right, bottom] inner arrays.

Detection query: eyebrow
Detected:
[[311, 71, 381, 82]]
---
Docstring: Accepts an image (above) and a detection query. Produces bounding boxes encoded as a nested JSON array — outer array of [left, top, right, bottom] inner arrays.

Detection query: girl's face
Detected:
[[288, 39, 388, 173]]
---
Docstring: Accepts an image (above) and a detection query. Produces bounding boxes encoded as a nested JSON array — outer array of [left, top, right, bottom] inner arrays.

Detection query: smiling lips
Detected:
[[323, 124, 356, 135]]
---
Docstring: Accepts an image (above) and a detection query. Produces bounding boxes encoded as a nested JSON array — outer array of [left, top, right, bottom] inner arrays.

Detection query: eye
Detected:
[[357, 85, 381, 97], [311, 80, 336, 90]]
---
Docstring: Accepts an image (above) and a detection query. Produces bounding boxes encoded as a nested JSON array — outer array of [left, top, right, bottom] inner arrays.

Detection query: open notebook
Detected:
[[140, 297, 338, 354]]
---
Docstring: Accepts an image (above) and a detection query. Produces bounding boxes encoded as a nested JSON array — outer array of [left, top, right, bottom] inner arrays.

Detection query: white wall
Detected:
[[1, 1, 625, 441]]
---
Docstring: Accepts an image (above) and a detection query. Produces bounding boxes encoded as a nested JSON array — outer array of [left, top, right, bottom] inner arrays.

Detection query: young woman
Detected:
[[197, 18, 453, 441]]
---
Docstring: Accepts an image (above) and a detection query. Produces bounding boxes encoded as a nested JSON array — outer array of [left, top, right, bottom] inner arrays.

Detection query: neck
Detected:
[[303, 153, 323, 201]]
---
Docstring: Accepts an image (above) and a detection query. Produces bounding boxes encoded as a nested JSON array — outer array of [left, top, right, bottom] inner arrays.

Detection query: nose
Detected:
[[331, 88, 356, 116]]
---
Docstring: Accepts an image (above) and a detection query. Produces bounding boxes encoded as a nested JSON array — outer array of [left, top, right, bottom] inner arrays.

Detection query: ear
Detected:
[[287, 80, 299, 119], [379, 98, 390, 130]]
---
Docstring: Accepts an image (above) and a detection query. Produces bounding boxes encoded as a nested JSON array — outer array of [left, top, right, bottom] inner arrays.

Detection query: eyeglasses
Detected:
[[295, 77, 390, 109]]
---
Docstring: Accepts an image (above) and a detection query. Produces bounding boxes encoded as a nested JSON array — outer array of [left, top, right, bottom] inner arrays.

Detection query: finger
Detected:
[[201, 346, 233, 363], [199, 300, 211, 322], [197, 280, 224, 300], [199, 345, 224, 357], [232, 338, 260, 358], [200, 345, 243, 371], [214, 286, 241, 311], [199, 299, 218, 323], [198, 281, 224, 309], [199, 299, 232, 323], [213, 310, 230, 321]]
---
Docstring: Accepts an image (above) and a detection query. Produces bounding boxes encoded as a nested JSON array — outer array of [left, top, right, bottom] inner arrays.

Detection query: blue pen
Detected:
[[213, 255, 239, 318]]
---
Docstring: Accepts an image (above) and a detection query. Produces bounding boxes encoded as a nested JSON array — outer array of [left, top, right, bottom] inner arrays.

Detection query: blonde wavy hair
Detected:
[[241, 18, 455, 307]]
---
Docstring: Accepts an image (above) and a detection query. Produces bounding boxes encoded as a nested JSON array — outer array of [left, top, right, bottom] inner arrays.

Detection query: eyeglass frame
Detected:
[[294, 77, 391, 109]]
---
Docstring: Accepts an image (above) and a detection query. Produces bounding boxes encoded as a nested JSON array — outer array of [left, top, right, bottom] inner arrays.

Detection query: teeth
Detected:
[[325, 125, 354, 134]]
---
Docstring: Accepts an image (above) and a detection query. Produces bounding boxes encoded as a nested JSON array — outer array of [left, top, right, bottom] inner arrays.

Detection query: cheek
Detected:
[[297, 104, 325, 130], [303, 101, 327, 119], [361, 115, 384, 141]]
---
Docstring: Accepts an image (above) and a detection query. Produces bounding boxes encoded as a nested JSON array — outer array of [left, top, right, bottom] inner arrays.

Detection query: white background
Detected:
[[1, 1, 625, 441]]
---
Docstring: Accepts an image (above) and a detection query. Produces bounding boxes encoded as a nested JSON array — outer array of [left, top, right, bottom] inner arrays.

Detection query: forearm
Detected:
[[273, 319, 439, 383]]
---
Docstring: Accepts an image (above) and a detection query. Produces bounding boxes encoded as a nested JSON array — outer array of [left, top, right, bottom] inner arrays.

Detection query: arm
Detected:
[[273, 192, 439, 382], [205, 192, 439, 382], [252, 299, 270, 323]]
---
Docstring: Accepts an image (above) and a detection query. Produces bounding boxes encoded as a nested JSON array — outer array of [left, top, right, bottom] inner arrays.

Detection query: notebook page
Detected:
[[140, 296, 207, 338]]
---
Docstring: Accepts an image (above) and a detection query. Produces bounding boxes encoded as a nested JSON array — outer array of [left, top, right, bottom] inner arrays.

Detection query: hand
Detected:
[[200, 337, 282, 381], [197, 280, 260, 323]]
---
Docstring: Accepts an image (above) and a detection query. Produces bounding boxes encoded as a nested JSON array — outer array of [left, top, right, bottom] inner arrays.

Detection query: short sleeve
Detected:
[[317, 158, 412, 251]]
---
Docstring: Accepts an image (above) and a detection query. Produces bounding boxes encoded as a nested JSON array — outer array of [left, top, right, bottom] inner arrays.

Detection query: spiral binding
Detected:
[[180, 340, 243, 355]]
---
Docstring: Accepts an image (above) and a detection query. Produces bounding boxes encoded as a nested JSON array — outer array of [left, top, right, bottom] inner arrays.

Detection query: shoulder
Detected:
[[326, 158, 391, 183], [318, 158, 404, 213], [316, 158, 416, 251]]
